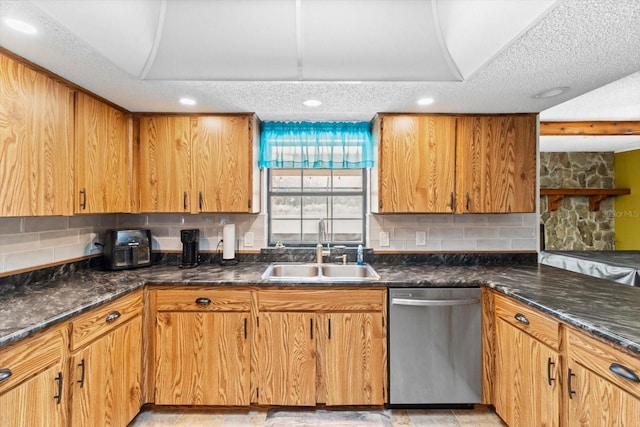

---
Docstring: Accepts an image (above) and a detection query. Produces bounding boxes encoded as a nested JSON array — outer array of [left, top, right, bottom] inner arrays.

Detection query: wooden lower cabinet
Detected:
[[155, 311, 250, 405], [495, 316, 560, 426], [323, 312, 385, 405], [257, 312, 316, 406], [0, 324, 68, 427], [69, 291, 143, 427], [566, 329, 640, 426], [152, 287, 251, 406], [70, 316, 142, 426], [256, 288, 387, 406]]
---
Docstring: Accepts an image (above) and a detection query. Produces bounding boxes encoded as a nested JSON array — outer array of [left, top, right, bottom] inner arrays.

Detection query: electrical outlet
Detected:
[[416, 231, 426, 246], [380, 231, 390, 247], [244, 232, 254, 247]]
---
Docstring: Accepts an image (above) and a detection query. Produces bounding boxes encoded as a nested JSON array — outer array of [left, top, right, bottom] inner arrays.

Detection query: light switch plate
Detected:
[[380, 231, 390, 247], [244, 232, 254, 247], [416, 231, 426, 246]]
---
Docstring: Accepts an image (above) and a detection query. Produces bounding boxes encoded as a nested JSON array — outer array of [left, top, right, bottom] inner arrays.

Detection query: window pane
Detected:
[[332, 196, 363, 219], [272, 219, 301, 243], [302, 219, 324, 243], [303, 196, 329, 219], [303, 169, 332, 192], [332, 219, 363, 243], [333, 170, 363, 191], [270, 195, 301, 218], [271, 169, 302, 191]]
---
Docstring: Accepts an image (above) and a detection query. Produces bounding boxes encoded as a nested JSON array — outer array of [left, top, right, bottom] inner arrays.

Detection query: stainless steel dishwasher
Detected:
[[388, 287, 482, 406]]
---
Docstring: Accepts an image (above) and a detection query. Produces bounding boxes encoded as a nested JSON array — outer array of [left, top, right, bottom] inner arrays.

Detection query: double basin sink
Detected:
[[262, 263, 380, 282]]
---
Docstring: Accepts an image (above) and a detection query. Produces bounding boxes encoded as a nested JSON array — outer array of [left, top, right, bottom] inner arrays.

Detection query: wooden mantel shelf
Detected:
[[540, 188, 631, 211]]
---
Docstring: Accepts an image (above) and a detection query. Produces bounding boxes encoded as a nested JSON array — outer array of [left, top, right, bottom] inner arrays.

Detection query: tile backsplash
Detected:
[[0, 211, 536, 275]]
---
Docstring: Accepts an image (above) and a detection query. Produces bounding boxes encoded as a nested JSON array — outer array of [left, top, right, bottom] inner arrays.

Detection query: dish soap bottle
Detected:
[[357, 244, 364, 265]]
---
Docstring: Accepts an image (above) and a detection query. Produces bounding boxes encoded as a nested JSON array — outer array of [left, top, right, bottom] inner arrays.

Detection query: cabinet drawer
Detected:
[[568, 329, 640, 399], [155, 288, 251, 312], [258, 288, 385, 312], [494, 294, 560, 350], [0, 325, 66, 395], [70, 290, 142, 351]]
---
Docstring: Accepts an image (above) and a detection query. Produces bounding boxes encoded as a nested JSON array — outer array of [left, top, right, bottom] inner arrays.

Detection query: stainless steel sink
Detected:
[[320, 264, 380, 279], [262, 263, 380, 282], [265, 264, 320, 279]]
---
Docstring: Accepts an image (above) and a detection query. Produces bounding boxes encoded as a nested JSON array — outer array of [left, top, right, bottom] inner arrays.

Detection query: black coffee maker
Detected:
[[180, 229, 199, 268]]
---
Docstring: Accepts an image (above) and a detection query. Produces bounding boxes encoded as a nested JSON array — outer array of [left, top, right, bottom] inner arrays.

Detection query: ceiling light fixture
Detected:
[[179, 97, 196, 106], [417, 97, 435, 106], [4, 18, 37, 35], [303, 99, 322, 107], [533, 87, 570, 99]]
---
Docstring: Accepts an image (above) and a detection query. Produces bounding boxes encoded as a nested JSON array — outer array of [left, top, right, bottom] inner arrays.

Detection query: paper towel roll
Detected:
[[223, 224, 235, 260]]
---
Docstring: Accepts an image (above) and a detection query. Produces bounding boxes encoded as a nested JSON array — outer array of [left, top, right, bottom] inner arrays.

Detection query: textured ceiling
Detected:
[[1, 0, 639, 152]]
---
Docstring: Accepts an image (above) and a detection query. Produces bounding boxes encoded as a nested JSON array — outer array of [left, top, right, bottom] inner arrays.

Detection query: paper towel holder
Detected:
[[221, 223, 238, 266]]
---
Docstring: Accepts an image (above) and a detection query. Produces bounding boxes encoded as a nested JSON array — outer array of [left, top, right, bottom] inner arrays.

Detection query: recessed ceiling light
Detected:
[[303, 99, 322, 107], [4, 18, 37, 35], [533, 87, 570, 99], [417, 97, 435, 106], [179, 97, 196, 106]]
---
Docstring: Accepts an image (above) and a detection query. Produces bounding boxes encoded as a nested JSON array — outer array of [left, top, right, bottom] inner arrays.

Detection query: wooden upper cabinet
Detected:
[[372, 113, 537, 214], [456, 115, 537, 213], [74, 92, 131, 213], [138, 116, 192, 212], [0, 52, 73, 216], [137, 114, 259, 213], [374, 115, 456, 213], [193, 116, 256, 213]]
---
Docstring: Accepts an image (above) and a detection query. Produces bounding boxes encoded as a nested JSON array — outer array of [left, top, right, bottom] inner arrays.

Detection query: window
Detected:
[[268, 169, 366, 246]]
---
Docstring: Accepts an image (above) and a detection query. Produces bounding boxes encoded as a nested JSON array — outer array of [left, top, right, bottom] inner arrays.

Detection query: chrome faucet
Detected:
[[316, 219, 330, 263]]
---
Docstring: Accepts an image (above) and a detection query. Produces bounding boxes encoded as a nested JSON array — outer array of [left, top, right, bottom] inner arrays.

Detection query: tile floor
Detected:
[[128, 405, 507, 426]]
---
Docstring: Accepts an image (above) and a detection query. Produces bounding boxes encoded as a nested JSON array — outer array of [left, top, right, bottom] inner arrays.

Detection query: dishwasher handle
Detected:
[[392, 297, 480, 307]]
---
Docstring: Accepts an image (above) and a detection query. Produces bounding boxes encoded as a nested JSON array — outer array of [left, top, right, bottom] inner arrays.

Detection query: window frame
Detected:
[[266, 168, 367, 247]]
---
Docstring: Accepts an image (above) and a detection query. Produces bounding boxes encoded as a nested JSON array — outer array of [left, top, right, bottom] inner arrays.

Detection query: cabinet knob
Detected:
[[514, 313, 529, 325], [195, 297, 211, 305], [105, 310, 121, 323], [0, 368, 12, 382], [609, 363, 640, 383]]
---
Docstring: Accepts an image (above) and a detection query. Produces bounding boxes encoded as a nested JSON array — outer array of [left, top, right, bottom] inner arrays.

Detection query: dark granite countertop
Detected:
[[1, 262, 639, 357]]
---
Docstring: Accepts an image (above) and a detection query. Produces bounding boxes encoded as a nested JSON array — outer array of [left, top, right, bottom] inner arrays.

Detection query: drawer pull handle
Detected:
[[105, 311, 121, 323], [79, 188, 86, 210], [609, 363, 640, 383], [514, 313, 529, 325], [183, 191, 188, 210], [195, 297, 211, 305], [547, 357, 556, 385], [0, 368, 12, 382], [53, 371, 63, 404], [568, 368, 576, 399], [77, 359, 86, 388]]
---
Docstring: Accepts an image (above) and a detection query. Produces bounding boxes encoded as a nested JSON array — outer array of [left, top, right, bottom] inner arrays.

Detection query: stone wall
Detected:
[[540, 152, 615, 250]]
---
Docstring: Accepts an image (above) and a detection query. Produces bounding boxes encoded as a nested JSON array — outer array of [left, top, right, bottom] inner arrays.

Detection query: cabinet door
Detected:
[[323, 312, 385, 405], [75, 92, 130, 213], [0, 364, 66, 427], [568, 362, 640, 427], [377, 115, 456, 213], [257, 312, 316, 406], [71, 316, 142, 427], [495, 317, 560, 427], [0, 53, 73, 216], [138, 116, 192, 212], [192, 116, 254, 212], [155, 311, 250, 405], [456, 115, 536, 213]]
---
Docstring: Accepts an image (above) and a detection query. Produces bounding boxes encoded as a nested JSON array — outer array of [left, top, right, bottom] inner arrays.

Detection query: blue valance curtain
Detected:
[[259, 121, 373, 169]]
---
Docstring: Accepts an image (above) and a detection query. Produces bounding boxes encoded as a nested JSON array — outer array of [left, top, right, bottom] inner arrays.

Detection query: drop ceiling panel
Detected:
[[145, 0, 299, 80], [300, 0, 460, 81]]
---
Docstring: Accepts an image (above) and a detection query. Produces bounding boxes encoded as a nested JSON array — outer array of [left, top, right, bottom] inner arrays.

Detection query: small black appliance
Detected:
[[180, 229, 199, 268], [102, 229, 152, 270]]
